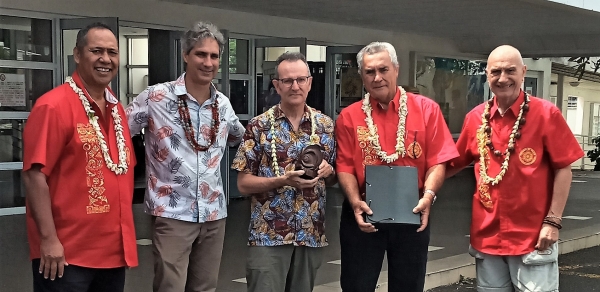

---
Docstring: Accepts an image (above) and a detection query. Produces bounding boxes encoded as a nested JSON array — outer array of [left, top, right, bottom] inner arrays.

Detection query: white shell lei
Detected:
[[66, 76, 128, 175], [361, 86, 408, 163], [268, 106, 319, 177]]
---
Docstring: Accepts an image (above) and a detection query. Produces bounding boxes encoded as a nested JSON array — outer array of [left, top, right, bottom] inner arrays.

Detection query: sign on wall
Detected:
[[0, 73, 26, 107]]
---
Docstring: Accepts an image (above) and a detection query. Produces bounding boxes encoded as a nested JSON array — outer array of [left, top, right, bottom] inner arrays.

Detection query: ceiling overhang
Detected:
[[163, 0, 600, 57]]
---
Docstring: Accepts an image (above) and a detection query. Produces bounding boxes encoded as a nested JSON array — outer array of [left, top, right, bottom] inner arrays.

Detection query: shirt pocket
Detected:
[[521, 243, 558, 265]]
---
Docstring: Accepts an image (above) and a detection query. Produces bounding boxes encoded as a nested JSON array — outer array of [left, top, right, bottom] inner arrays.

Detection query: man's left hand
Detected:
[[536, 224, 559, 251], [413, 197, 433, 232], [317, 160, 334, 179]]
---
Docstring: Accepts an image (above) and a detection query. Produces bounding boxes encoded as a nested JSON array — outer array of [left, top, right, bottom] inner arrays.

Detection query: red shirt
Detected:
[[336, 88, 458, 195], [450, 91, 584, 256], [23, 72, 138, 268]]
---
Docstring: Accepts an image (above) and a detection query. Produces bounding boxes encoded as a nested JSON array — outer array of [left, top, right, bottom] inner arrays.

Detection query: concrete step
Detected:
[[312, 223, 600, 292]]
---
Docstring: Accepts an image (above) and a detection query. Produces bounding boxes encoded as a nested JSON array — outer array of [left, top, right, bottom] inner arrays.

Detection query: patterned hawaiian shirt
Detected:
[[231, 104, 336, 247], [127, 73, 244, 223]]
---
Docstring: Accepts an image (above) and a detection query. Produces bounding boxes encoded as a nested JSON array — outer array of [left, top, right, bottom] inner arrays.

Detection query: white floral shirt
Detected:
[[126, 73, 244, 222]]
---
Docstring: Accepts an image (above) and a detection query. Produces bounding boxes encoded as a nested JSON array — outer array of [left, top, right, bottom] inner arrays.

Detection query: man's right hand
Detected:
[[352, 200, 377, 233], [39, 236, 68, 280], [284, 170, 319, 189]]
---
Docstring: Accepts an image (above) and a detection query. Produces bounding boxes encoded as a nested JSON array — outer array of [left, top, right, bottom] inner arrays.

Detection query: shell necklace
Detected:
[[361, 86, 408, 163], [66, 76, 128, 175], [267, 105, 319, 176]]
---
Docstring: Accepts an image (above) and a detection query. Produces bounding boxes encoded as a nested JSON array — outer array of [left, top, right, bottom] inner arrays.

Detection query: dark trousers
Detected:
[[32, 259, 126, 292], [339, 200, 430, 292]]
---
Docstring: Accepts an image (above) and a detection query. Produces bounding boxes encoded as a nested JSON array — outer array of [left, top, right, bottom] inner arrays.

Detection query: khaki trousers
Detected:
[[246, 245, 323, 292], [152, 216, 226, 292]]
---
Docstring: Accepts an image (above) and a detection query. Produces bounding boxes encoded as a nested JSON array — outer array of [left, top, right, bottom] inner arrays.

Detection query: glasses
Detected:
[[275, 76, 311, 87]]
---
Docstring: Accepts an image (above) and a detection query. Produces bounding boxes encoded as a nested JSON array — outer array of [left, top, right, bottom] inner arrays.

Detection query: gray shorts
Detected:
[[469, 243, 559, 292]]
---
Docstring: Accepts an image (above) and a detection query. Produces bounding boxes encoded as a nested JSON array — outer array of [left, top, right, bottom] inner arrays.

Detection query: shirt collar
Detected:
[[174, 72, 219, 104], [71, 71, 118, 104], [369, 87, 400, 113], [490, 90, 525, 118], [273, 104, 312, 122]]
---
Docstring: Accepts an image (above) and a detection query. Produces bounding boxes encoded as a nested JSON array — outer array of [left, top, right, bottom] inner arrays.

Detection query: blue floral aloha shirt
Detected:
[[231, 104, 336, 247]]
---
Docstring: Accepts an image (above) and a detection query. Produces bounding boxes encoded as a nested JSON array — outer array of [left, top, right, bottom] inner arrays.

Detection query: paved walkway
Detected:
[[1, 168, 599, 291]]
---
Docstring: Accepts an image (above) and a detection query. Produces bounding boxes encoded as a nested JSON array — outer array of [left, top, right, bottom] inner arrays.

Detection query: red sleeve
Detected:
[[334, 111, 357, 176], [22, 104, 68, 176], [424, 102, 459, 168], [544, 107, 584, 169], [448, 113, 476, 170]]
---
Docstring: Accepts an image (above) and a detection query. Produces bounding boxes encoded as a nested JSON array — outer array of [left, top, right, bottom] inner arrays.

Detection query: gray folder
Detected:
[[365, 165, 421, 225]]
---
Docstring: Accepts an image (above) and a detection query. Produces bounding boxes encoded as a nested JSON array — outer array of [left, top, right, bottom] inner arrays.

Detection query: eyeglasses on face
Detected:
[[275, 76, 311, 87]]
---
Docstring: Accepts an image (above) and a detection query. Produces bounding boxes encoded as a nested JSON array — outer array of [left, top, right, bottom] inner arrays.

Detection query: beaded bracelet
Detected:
[[545, 215, 562, 221], [543, 219, 562, 230]]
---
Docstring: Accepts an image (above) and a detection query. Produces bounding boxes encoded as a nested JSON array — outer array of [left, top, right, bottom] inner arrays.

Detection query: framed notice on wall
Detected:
[[340, 67, 363, 107], [0, 73, 26, 107]]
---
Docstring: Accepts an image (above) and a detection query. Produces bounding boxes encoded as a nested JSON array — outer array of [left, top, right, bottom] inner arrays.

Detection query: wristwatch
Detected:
[[423, 189, 437, 206]]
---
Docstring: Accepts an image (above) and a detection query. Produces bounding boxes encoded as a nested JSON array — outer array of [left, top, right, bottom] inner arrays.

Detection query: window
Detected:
[[0, 68, 53, 111], [126, 35, 149, 104], [415, 56, 489, 133], [0, 15, 52, 62], [568, 96, 578, 110], [0, 15, 56, 210], [590, 103, 600, 137]]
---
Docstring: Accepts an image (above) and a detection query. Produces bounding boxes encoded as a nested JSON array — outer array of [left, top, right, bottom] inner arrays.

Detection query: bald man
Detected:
[[447, 45, 583, 292]]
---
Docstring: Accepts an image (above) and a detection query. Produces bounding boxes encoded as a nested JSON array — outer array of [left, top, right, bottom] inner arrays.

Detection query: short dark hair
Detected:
[[181, 21, 225, 56], [274, 51, 311, 79], [75, 22, 116, 49]]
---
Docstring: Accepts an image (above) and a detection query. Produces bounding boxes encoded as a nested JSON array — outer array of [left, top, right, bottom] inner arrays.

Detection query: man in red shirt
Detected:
[[448, 45, 584, 291], [22, 23, 137, 292], [335, 42, 458, 292]]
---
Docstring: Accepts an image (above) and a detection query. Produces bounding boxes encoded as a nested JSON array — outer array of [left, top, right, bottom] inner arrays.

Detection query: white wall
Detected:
[[562, 76, 600, 136], [524, 58, 552, 100], [2, 0, 464, 85]]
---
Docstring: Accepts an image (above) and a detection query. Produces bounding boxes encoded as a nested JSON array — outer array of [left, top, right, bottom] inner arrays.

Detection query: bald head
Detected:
[[485, 45, 527, 103], [487, 45, 524, 68]]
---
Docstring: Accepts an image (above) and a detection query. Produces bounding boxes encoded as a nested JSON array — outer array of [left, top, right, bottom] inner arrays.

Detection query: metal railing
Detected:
[[574, 134, 596, 170]]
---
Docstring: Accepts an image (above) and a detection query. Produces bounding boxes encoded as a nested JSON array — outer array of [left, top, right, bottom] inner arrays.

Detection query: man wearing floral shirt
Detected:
[[231, 52, 336, 292], [127, 21, 244, 292]]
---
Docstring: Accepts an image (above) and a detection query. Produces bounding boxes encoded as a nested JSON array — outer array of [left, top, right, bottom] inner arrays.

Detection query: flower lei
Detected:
[[66, 76, 128, 175], [177, 95, 219, 152], [361, 86, 408, 163], [268, 105, 319, 177], [477, 94, 530, 185]]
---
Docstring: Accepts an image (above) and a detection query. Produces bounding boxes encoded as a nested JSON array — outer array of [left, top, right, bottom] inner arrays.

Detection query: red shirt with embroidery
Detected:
[[336, 88, 458, 195], [22, 72, 138, 268], [449, 91, 584, 256]]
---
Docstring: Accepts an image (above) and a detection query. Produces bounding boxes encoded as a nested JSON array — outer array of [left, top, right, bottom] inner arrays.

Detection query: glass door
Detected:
[[0, 15, 55, 214], [254, 37, 306, 115], [325, 45, 364, 119]]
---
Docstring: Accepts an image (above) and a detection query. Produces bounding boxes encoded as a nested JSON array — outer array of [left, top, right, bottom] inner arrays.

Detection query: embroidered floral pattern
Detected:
[[66, 76, 128, 175], [77, 123, 110, 214]]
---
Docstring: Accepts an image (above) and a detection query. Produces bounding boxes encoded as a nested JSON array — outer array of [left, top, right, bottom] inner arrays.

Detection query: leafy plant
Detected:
[[587, 136, 600, 171], [569, 57, 600, 81]]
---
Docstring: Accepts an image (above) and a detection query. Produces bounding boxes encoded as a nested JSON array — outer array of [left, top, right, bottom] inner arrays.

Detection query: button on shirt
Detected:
[[127, 73, 244, 222], [231, 105, 336, 247]]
